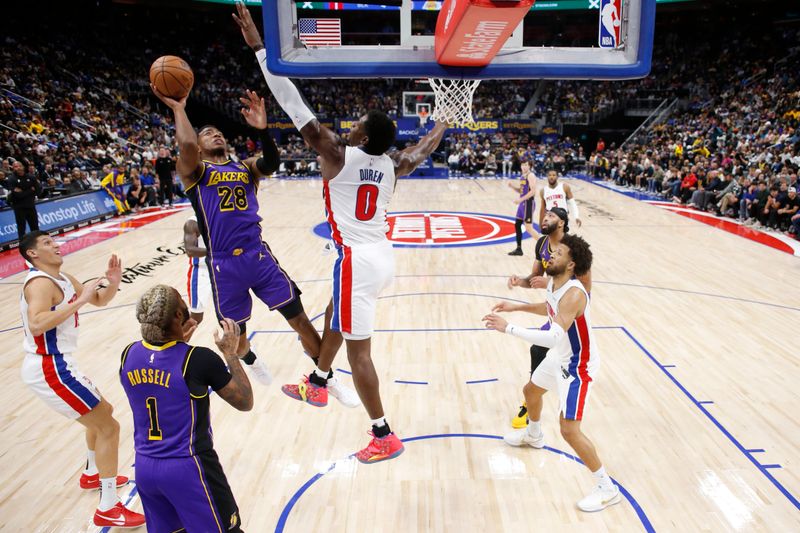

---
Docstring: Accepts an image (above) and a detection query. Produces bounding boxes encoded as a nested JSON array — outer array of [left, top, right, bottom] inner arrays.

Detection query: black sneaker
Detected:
[[508, 248, 523, 256]]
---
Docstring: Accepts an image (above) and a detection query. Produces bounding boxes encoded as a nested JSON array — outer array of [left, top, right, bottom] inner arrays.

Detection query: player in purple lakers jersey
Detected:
[[507, 161, 538, 256], [121, 285, 253, 532], [151, 84, 343, 393], [504, 207, 593, 428]]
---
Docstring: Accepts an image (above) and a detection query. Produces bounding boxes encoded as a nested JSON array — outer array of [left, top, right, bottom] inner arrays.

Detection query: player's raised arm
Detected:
[[239, 89, 280, 179], [484, 286, 586, 346], [391, 121, 449, 178], [213, 318, 254, 411], [151, 86, 202, 189], [183, 219, 206, 258], [25, 277, 102, 336], [564, 183, 582, 227], [233, 2, 343, 168], [537, 188, 546, 228]]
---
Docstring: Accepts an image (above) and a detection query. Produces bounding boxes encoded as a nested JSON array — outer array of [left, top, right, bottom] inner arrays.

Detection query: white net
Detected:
[[428, 78, 482, 127]]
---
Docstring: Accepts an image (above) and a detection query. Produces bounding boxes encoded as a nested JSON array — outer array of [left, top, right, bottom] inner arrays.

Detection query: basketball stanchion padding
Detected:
[[434, 0, 536, 67], [428, 78, 482, 126]]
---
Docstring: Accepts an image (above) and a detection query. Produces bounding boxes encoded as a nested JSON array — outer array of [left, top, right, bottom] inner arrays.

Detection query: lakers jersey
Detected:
[[120, 341, 220, 458], [20, 269, 79, 355], [324, 146, 396, 246], [535, 235, 554, 271], [545, 278, 598, 374], [518, 173, 532, 198], [186, 160, 262, 255], [543, 182, 567, 211]]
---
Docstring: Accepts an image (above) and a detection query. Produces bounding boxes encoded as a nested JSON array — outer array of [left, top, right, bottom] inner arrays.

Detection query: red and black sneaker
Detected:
[[354, 432, 405, 464]]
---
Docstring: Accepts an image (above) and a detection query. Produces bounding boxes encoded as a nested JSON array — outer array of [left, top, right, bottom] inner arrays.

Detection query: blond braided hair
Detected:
[[136, 285, 180, 344]]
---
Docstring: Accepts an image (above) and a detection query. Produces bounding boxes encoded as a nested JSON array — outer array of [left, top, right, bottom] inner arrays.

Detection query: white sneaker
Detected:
[[577, 484, 621, 512], [245, 358, 273, 386], [503, 427, 544, 448], [327, 376, 361, 408]]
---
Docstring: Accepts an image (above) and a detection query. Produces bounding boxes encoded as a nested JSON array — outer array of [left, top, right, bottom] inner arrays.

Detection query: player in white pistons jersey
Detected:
[[183, 214, 212, 321], [484, 234, 620, 513], [236, 0, 448, 464], [17, 231, 144, 528], [539, 169, 582, 229]]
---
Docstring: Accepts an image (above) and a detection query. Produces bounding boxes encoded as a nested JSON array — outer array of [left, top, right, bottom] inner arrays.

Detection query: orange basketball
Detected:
[[149, 55, 194, 100]]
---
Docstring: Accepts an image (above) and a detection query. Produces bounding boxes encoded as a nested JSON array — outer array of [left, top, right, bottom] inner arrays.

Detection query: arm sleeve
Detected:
[[505, 322, 565, 348], [567, 198, 580, 220], [184, 346, 233, 396], [254, 49, 316, 131], [256, 129, 280, 174]]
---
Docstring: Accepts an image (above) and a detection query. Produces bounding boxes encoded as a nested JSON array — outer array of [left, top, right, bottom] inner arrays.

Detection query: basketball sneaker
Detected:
[[245, 358, 273, 386], [281, 376, 328, 407], [503, 427, 544, 449], [511, 403, 528, 429], [577, 484, 621, 512], [327, 376, 361, 408], [93, 502, 146, 528], [355, 432, 405, 464], [508, 248, 523, 256], [79, 474, 130, 490]]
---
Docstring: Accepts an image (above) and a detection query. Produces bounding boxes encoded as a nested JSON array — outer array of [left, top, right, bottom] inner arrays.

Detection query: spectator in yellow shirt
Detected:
[[101, 165, 129, 214]]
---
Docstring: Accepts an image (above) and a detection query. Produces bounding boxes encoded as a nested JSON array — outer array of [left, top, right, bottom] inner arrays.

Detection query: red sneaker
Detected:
[[281, 376, 328, 407], [79, 473, 130, 490], [93, 502, 145, 528], [354, 432, 405, 464]]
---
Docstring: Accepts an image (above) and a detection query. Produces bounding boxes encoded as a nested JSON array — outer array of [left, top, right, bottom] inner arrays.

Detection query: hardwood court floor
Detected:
[[0, 177, 797, 532]]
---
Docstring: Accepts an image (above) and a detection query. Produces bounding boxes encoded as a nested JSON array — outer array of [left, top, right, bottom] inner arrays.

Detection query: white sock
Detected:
[[527, 420, 542, 436], [592, 466, 614, 490], [98, 477, 119, 511], [312, 367, 330, 381], [84, 450, 98, 476], [370, 416, 387, 428]]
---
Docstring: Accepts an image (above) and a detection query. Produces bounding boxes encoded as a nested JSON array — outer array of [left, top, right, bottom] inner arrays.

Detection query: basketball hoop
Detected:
[[428, 78, 481, 127]]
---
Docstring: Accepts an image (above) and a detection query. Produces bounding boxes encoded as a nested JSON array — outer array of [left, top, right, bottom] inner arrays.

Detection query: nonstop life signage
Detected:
[[0, 190, 118, 246]]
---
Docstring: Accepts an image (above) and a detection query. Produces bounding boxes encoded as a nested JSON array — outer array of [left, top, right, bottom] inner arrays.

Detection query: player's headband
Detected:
[[549, 207, 569, 233]]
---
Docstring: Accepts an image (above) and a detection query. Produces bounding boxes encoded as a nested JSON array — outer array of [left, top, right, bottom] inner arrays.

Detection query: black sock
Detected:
[[514, 219, 523, 248], [373, 422, 392, 438], [242, 350, 257, 365], [308, 368, 335, 387]]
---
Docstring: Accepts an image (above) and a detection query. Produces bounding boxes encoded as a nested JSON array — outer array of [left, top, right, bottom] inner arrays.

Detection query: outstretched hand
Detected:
[[150, 83, 187, 111], [482, 313, 508, 332], [105, 254, 122, 286], [232, 1, 264, 50], [240, 90, 267, 130]]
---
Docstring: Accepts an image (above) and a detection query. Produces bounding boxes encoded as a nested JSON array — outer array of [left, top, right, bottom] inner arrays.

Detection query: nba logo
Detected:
[[598, 0, 622, 49]]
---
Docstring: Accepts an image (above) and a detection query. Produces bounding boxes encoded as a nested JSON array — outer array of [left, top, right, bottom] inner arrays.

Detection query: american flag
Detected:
[[298, 18, 342, 47]]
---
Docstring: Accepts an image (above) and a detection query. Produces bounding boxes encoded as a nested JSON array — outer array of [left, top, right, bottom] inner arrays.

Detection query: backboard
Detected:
[[262, 0, 655, 80]]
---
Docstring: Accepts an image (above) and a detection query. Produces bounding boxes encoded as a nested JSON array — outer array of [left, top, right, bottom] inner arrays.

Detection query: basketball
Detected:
[[149, 55, 194, 100]]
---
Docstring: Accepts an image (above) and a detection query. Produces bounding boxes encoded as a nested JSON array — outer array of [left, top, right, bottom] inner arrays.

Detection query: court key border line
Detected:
[[274, 434, 655, 533], [251, 291, 799, 516]]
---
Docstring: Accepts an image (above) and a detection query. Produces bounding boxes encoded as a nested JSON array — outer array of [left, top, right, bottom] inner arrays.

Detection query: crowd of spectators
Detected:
[[586, 24, 800, 235], [2, 2, 800, 242]]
